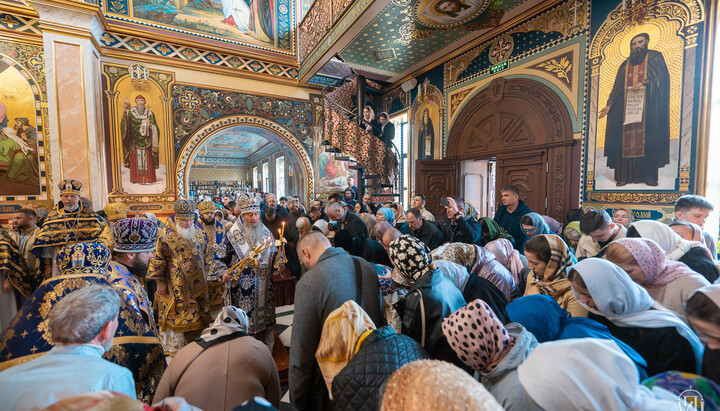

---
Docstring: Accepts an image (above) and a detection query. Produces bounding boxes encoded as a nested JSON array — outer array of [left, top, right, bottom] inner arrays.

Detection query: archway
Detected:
[[443, 77, 578, 221], [175, 115, 314, 203]]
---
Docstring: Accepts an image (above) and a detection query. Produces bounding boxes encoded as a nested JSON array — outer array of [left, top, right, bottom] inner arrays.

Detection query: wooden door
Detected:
[[496, 150, 547, 215], [415, 159, 458, 218]]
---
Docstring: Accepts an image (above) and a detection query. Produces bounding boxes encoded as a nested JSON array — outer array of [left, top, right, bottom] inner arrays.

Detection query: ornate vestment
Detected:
[[1, 227, 41, 299], [224, 221, 277, 335], [198, 220, 229, 311], [147, 218, 211, 335], [106, 260, 155, 330], [0, 273, 165, 403]]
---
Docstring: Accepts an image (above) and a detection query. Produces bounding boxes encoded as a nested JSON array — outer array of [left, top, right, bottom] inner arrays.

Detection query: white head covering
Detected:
[[197, 306, 249, 347], [690, 284, 720, 309], [312, 219, 329, 235], [630, 220, 707, 260], [571, 258, 704, 372], [434, 260, 470, 291], [1, 127, 31, 155], [517, 339, 680, 411]]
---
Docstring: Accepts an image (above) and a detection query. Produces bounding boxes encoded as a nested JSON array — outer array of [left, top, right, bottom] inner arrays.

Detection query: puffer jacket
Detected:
[[331, 326, 429, 411], [393, 269, 467, 369]]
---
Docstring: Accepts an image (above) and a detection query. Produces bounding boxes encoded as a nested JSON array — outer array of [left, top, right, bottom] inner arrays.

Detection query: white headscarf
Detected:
[[434, 260, 470, 291], [571, 258, 704, 372], [517, 339, 680, 411], [690, 284, 720, 309], [630, 220, 707, 261], [197, 306, 249, 347], [1, 127, 31, 155]]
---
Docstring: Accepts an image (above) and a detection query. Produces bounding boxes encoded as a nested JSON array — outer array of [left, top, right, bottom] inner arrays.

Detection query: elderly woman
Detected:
[[154, 306, 280, 410], [519, 213, 553, 243], [441, 299, 539, 410], [612, 207, 634, 227], [375, 207, 395, 226], [388, 235, 466, 368]]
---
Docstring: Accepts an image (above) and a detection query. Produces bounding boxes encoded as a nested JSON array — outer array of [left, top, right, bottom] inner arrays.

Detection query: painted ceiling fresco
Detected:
[[103, 0, 295, 56], [339, 0, 535, 81], [192, 125, 291, 167]]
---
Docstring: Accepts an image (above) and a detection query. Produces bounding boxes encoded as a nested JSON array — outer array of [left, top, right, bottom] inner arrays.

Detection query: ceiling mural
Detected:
[[192, 125, 284, 165], [104, 0, 295, 56], [339, 0, 534, 81]]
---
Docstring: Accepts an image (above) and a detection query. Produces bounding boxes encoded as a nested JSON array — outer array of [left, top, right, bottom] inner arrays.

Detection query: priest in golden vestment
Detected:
[[147, 199, 212, 356], [32, 179, 111, 279]]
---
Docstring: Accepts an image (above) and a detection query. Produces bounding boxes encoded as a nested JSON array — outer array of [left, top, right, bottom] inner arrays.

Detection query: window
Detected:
[[276, 156, 285, 198], [391, 112, 409, 208], [262, 162, 269, 193], [252, 166, 258, 190]]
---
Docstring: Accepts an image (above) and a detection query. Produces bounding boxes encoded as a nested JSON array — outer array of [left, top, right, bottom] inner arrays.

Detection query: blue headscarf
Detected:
[[506, 294, 648, 380], [522, 213, 553, 239], [377, 207, 395, 225]]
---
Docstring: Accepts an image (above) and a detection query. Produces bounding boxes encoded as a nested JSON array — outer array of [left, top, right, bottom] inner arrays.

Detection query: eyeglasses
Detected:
[[522, 229, 535, 235]]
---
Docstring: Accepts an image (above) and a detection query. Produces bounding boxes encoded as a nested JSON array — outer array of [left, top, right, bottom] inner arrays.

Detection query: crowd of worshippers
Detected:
[[1, 179, 720, 410]]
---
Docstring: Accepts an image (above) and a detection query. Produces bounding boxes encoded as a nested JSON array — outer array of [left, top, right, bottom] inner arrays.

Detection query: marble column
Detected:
[[29, 0, 108, 209]]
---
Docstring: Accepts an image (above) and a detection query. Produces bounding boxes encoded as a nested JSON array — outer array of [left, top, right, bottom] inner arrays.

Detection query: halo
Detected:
[[617, 23, 662, 58]]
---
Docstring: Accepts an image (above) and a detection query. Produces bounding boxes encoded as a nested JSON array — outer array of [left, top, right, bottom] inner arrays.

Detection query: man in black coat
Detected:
[[440, 197, 483, 245], [326, 201, 367, 239], [333, 229, 392, 266], [406, 207, 442, 250], [378, 112, 395, 148]]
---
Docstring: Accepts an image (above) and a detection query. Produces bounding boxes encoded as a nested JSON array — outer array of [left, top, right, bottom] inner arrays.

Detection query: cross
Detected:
[[21, 330, 28, 338], [30, 346, 38, 354], [64, 233, 72, 242], [569, 0, 582, 26]]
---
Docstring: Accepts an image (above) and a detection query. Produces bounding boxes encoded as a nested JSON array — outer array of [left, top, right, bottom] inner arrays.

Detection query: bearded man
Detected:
[[32, 179, 111, 278], [222, 193, 278, 349], [147, 199, 211, 356], [197, 200, 229, 313], [106, 218, 158, 329], [599, 33, 671, 187]]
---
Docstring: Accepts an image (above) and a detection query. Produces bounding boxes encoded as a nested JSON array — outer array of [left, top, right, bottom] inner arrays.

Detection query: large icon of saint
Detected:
[[120, 95, 160, 185], [599, 33, 670, 187], [417, 108, 434, 160]]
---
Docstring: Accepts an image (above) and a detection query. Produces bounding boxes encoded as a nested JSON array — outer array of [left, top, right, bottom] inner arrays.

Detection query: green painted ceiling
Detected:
[[340, 0, 529, 80]]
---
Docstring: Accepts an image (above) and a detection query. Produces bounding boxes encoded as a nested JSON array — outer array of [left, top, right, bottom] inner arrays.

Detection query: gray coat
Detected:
[[479, 323, 540, 411], [289, 247, 384, 410]]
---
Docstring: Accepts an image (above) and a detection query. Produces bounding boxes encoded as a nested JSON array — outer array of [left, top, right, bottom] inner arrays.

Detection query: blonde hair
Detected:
[[613, 207, 634, 223]]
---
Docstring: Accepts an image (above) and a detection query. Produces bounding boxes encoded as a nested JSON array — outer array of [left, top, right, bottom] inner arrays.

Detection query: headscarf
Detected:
[[542, 215, 563, 235], [571, 258, 704, 372], [312, 219, 329, 235], [563, 221, 583, 243], [434, 260, 470, 291], [479, 217, 513, 245], [517, 339, 680, 411], [528, 234, 574, 296], [442, 299, 514, 371], [506, 294, 647, 378], [523, 213, 553, 238], [360, 213, 376, 238], [485, 238, 523, 283], [142, 212, 167, 229], [611, 237, 698, 286], [377, 207, 395, 225], [197, 306, 249, 348], [691, 284, 720, 309], [388, 235, 434, 283], [630, 220, 708, 261], [463, 202, 479, 221], [381, 360, 504, 411], [315, 301, 376, 397]]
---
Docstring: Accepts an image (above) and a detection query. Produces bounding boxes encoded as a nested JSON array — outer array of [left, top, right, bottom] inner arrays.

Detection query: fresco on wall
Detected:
[[317, 151, 358, 192], [103, 63, 175, 201], [585, 0, 704, 204], [0, 61, 40, 196]]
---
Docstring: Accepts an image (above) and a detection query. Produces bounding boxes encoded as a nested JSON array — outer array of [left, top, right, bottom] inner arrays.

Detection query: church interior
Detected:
[[1, 0, 720, 408]]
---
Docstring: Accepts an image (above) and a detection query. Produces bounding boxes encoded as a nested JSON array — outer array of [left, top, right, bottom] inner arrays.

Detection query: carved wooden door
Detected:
[[496, 150, 547, 215], [415, 159, 458, 219]]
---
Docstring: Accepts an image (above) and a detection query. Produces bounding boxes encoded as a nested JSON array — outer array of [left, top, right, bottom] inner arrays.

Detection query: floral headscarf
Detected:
[[442, 299, 514, 371], [388, 235, 434, 282], [610, 238, 697, 286]]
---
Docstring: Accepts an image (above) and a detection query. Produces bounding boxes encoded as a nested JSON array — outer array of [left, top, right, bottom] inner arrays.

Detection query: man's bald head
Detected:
[[297, 231, 331, 270], [381, 228, 402, 250]]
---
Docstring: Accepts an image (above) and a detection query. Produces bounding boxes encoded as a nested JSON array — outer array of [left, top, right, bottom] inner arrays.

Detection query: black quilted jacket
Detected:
[[331, 325, 429, 411]]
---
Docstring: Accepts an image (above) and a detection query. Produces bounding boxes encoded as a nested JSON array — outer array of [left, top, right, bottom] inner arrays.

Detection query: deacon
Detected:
[[147, 199, 212, 356], [32, 179, 111, 278], [8, 208, 43, 296], [106, 217, 158, 328], [223, 193, 278, 349], [197, 200, 229, 314]]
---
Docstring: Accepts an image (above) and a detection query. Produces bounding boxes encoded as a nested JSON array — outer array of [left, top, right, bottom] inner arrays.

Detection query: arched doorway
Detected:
[[175, 116, 314, 203], [441, 77, 579, 221]]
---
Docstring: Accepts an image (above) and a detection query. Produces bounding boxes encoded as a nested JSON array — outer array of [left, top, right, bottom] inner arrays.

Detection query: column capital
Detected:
[[29, 0, 107, 46]]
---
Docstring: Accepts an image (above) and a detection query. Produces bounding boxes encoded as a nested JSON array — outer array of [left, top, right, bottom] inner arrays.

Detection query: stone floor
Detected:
[[275, 304, 293, 410]]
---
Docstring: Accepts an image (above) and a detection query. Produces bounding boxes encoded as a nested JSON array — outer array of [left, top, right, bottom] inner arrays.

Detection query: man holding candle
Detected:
[[222, 193, 279, 350]]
